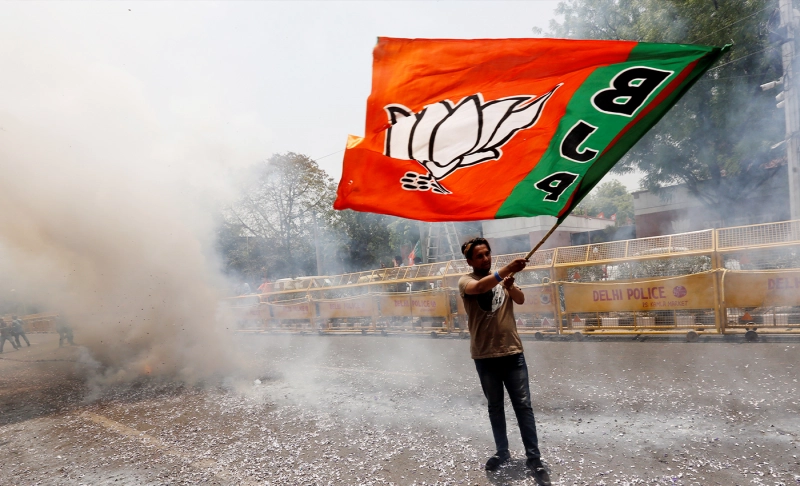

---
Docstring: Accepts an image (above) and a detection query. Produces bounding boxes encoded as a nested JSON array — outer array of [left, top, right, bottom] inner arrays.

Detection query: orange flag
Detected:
[[334, 38, 727, 222]]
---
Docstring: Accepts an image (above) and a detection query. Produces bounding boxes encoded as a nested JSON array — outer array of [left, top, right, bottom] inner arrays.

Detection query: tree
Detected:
[[576, 180, 634, 224], [216, 218, 272, 282], [226, 153, 335, 279], [545, 0, 786, 225], [328, 211, 395, 272], [225, 151, 435, 278], [387, 218, 421, 261]]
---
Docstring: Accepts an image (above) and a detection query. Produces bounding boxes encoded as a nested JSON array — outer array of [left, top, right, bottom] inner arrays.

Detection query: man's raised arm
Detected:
[[464, 258, 528, 295]]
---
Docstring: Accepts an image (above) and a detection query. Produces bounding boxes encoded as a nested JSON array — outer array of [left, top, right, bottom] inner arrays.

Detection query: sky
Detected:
[[0, 0, 634, 379], [0, 0, 642, 190]]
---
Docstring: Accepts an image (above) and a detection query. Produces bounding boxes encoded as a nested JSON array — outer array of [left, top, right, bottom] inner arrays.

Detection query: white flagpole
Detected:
[[509, 220, 564, 277]]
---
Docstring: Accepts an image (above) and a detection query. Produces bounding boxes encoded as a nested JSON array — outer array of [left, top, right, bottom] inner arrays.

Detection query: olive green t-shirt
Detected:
[[458, 272, 523, 360]]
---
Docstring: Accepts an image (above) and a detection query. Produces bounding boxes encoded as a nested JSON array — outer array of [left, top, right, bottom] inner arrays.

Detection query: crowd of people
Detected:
[[0, 316, 74, 353], [0, 316, 30, 353]]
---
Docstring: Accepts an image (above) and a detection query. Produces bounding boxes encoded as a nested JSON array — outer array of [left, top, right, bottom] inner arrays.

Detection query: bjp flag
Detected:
[[333, 37, 727, 222]]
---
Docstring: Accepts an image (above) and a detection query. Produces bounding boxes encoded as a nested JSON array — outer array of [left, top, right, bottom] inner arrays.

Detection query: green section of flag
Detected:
[[495, 42, 727, 220], [571, 43, 729, 220]]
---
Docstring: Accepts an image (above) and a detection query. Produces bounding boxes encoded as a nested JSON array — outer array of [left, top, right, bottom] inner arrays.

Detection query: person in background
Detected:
[[56, 319, 75, 347], [239, 281, 252, 295], [409, 257, 427, 291], [0, 319, 20, 353], [391, 255, 409, 292], [457, 237, 550, 485], [11, 315, 30, 347], [257, 276, 271, 294]]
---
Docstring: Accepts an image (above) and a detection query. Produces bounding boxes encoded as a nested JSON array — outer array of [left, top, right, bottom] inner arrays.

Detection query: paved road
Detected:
[[1, 333, 798, 485]]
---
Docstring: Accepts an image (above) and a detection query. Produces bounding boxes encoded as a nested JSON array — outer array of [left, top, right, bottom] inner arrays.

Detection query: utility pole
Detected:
[[418, 221, 428, 264], [312, 212, 324, 275], [779, 0, 800, 219]]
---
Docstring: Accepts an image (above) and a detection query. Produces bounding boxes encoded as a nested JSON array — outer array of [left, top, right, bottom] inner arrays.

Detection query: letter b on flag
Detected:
[[592, 67, 672, 117]]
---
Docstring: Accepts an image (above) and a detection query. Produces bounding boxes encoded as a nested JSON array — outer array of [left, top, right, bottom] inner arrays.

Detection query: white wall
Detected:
[[483, 215, 611, 239]]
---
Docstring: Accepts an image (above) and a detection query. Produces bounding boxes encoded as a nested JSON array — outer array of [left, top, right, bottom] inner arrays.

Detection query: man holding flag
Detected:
[[458, 237, 551, 483], [334, 36, 726, 480]]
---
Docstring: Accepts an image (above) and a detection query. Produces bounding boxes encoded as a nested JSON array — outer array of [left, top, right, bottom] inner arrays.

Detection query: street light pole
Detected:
[[418, 221, 429, 264], [312, 212, 324, 276], [779, 0, 800, 219]]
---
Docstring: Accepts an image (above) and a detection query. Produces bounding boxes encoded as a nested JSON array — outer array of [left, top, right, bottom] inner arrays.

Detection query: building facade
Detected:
[[633, 170, 790, 237], [482, 215, 616, 254]]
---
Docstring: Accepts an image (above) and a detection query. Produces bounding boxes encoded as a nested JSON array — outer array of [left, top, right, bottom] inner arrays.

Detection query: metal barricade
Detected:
[[374, 289, 452, 335], [558, 272, 720, 337], [225, 219, 800, 338], [514, 284, 559, 336], [265, 297, 314, 331], [315, 294, 376, 333], [721, 269, 800, 333]]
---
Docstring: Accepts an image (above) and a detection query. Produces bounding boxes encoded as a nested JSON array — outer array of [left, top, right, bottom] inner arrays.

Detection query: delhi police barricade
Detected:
[[314, 290, 452, 334], [715, 219, 800, 338], [514, 284, 559, 336], [219, 295, 262, 331], [721, 269, 800, 333], [258, 289, 453, 334], [263, 297, 314, 331], [229, 219, 800, 338], [557, 271, 720, 339], [316, 294, 376, 332]]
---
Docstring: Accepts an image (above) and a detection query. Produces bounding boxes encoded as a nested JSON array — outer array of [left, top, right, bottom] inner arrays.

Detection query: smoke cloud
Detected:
[[0, 31, 255, 383]]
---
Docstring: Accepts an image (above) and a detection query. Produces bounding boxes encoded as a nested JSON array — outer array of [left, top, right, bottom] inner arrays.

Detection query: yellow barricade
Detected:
[[562, 272, 717, 313], [410, 290, 449, 317], [317, 296, 375, 318], [221, 219, 800, 336], [269, 300, 313, 320], [377, 294, 413, 318], [377, 292, 449, 318], [516, 284, 557, 315], [220, 296, 262, 330], [723, 270, 800, 307]]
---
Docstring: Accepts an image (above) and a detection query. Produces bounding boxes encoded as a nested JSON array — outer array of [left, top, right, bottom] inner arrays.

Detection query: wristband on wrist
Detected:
[[493, 271, 502, 282]]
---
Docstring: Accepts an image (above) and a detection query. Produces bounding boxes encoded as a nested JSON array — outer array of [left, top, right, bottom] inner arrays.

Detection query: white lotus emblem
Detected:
[[384, 85, 560, 194]]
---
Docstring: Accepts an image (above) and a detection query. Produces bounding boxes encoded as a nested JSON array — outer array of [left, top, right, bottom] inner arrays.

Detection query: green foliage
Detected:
[[575, 180, 634, 225], [223, 152, 424, 278], [547, 0, 786, 223], [225, 152, 336, 280], [216, 219, 270, 280], [328, 210, 395, 272], [387, 218, 421, 254]]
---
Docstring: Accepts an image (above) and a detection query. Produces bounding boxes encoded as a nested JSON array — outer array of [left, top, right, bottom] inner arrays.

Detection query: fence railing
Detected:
[[226, 219, 800, 339], [0, 312, 60, 333]]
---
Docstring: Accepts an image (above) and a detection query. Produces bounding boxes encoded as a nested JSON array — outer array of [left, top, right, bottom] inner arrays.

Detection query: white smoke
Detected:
[[0, 26, 261, 383]]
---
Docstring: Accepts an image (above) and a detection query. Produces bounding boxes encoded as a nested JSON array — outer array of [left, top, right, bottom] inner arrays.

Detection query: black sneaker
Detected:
[[484, 452, 510, 471], [527, 459, 551, 486]]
